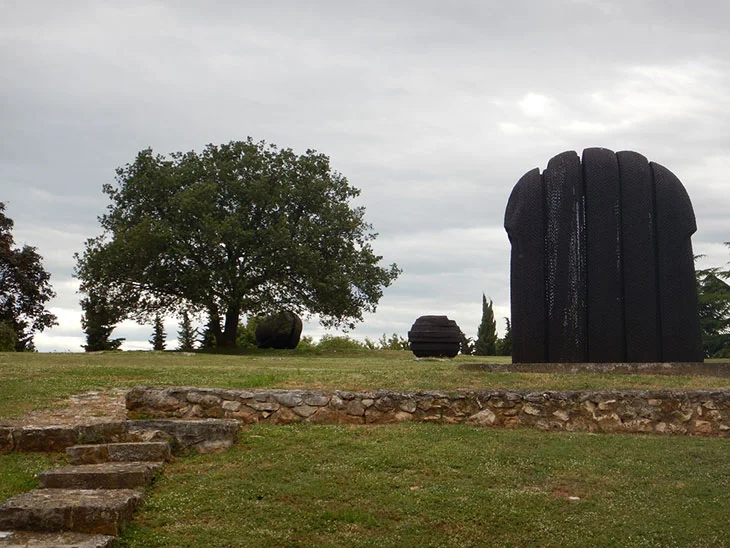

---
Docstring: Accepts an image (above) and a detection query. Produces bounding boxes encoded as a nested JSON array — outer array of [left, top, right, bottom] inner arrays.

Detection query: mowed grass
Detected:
[[118, 424, 730, 547], [2, 351, 730, 419], [2, 352, 730, 546]]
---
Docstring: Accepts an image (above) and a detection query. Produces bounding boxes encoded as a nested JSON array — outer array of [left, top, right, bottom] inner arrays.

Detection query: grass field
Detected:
[[2, 350, 730, 419], [2, 351, 730, 546]]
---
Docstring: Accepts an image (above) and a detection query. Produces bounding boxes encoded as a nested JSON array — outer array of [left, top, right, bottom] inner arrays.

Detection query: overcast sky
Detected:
[[2, 0, 729, 351]]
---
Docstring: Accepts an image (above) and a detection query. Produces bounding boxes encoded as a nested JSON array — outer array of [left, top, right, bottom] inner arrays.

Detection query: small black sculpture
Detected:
[[408, 315, 461, 358], [505, 148, 702, 363], [255, 311, 303, 349]]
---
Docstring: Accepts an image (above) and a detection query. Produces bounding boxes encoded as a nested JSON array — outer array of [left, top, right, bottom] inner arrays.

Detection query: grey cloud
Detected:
[[2, 1, 729, 350]]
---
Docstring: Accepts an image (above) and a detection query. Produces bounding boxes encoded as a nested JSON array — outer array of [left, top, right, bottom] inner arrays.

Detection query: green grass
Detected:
[[2, 352, 730, 545], [0, 452, 65, 500], [2, 351, 730, 419], [118, 424, 730, 547]]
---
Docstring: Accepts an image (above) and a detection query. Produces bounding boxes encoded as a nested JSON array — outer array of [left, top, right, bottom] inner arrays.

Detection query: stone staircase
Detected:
[[0, 420, 237, 547]]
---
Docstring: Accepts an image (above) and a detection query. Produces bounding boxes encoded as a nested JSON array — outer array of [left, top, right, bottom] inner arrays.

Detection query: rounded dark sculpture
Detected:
[[505, 148, 702, 364], [408, 315, 461, 358], [255, 311, 303, 349]]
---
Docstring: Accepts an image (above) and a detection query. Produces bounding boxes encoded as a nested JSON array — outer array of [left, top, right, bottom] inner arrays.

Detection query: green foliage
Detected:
[[236, 316, 258, 349], [80, 293, 124, 351], [0, 202, 57, 351], [474, 294, 497, 356], [177, 310, 198, 352], [459, 331, 474, 355], [496, 317, 512, 356], [378, 332, 410, 351], [199, 318, 218, 349], [150, 313, 167, 351], [75, 139, 400, 348], [696, 243, 730, 358], [297, 335, 316, 350], [0, 321, 17, 351], [315, 334, 365, 351]]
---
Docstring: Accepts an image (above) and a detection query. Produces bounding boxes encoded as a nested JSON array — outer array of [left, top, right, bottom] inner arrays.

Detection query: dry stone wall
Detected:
[[126, 386, 730, 437]]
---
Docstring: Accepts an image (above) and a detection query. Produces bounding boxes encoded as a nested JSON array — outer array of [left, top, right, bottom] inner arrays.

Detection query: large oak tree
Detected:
[[75, 139, 400, 347]]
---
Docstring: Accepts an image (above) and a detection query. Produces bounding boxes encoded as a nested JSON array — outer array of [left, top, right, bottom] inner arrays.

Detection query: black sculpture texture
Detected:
[[505, 148, 702, 363], [255, 311, 303, 349], [408, 315, 461, 358]]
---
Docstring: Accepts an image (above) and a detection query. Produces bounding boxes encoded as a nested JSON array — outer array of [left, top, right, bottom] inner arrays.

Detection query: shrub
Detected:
[[316, 335, 365, 351]]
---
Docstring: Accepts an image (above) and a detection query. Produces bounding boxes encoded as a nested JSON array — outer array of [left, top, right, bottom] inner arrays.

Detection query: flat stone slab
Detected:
[[124, 419, 238, 454], [0, 489, 142, 536], [0, 530, 114, 547], [66, 442, 171, 465], [38, 462, 162, 490], [0, 423, 128, 454]]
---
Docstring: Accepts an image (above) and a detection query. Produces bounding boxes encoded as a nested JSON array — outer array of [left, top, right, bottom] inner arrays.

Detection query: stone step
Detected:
[[38, 462, 162, 490], [124, 419, 239, 454], [1, 423, 127, 454], [66, 441, 171, 465], [0, 529, 115, 547], [0, 489, 142, 536]]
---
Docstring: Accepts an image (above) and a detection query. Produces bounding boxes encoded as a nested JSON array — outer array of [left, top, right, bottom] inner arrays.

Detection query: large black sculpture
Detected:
[[505, 148, 702, 363], [408, 315, 461, 358], [255, 311, 303, 349]]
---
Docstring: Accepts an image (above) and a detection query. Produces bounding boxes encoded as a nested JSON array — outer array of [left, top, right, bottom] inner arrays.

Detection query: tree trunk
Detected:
[[217, 305, 241, 348]]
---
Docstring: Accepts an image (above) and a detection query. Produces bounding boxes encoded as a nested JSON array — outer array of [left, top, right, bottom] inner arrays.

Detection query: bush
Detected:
[[0, 322, 17, 351], [236, 316, 258, 349], [316, 335, 365, 351]]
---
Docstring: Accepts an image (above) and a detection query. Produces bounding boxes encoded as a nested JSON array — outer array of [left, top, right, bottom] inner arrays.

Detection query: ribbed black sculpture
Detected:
[[408, 315, 461, 358], [505, 148, 702, 363], [255, 311, 303, 349]]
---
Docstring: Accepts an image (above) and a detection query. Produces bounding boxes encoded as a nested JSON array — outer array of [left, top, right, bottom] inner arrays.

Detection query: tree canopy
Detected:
[[0, 202, 57, 351], [75, 139, 400, 347], [696, 243, 730, 358]]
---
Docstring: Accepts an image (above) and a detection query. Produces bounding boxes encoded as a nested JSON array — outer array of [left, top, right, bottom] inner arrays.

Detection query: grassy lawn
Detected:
[[118, 424, 730, 547], [2, 351, 730, 546], [2, 351, 730, 419]]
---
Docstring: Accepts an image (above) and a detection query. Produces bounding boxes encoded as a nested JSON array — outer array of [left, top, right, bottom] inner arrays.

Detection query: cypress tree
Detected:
[[497, 317, 512, 356], [81, 294, 124, 351], [177, 310, 197, 351], [150, 313, 166, 351], [474, 294, 497, 356]]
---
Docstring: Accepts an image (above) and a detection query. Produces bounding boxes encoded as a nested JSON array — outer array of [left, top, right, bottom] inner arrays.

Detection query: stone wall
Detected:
[[126, 386, 730, 437]]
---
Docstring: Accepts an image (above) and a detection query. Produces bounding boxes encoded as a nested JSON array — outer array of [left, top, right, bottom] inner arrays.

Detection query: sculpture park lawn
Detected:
[[2, 351, 730, 419], [2, 351, 730, 546]]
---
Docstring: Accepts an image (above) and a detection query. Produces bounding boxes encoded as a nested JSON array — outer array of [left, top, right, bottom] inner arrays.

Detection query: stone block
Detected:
[[222, 400, 242, 412], [273, 392, 303, 407], [303, 393, 330, 407], [345, 401, 365, 417], [246, 401, 280, 412], [39, 462, 162, 490], [0, 488, 143, 536], [468, 409, 497, 426], [66, 445, 109, 465], [399, 399, 417, 413], [107, 442, 171, 463], [124, 419, 238, 454], [292, 405, 317, 418], [0, 530, 115, 547], [15, 427, 79, 453]]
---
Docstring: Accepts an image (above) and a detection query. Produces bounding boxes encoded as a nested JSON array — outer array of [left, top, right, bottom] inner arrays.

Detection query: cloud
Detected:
[[3, 1, 730, 352]]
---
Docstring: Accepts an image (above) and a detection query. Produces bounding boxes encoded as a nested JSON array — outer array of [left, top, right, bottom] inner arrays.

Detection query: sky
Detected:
[[2, 0, 729, 352]]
